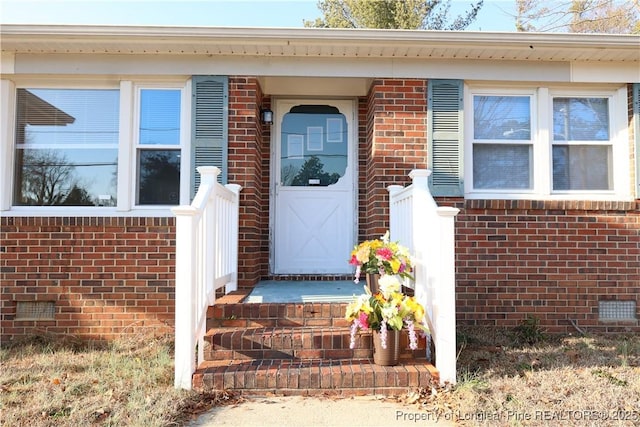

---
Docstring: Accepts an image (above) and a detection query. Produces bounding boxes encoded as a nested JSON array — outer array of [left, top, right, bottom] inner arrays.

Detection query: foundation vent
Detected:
[[15, 301, 56, 320]]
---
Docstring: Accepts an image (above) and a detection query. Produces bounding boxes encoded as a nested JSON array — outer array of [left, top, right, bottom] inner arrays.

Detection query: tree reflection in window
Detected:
[[280, 105, 347, 187], [291, 156, 340, 186]]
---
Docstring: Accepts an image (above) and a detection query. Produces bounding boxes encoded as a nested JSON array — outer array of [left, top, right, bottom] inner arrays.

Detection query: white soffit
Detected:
[[1, 25, 639, 63]]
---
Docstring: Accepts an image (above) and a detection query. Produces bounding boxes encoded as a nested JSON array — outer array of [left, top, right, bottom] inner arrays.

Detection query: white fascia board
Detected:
[[571, 62, 640, 83], [12, 53, 574, 82]]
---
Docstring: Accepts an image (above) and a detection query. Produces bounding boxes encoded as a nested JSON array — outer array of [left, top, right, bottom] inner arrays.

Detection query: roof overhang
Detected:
[[1, 25, 639, 63]]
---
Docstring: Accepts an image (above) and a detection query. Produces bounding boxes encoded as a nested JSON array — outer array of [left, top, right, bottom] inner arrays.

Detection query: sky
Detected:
[[0, 0, 518, 31]]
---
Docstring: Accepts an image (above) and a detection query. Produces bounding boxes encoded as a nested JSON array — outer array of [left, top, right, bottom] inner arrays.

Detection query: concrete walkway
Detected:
[[186, 395, 455, 427]]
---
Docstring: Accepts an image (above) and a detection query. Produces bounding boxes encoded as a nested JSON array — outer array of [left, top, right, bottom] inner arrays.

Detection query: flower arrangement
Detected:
[[345, 268, 427, 350], [348, 231, 413, 283]]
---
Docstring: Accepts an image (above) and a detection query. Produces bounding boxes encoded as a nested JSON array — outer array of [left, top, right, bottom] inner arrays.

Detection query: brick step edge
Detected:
[[208, 302, 349, 322], [208, 317, 352, 328], [193, 359, 439, 394], [204, 326, 426, 360], [205, 326, 371, 351]]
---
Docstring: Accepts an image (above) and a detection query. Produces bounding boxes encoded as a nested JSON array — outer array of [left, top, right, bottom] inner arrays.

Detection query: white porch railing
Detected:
[[172, 167, 242, 390], [388, 169, 459, 385]]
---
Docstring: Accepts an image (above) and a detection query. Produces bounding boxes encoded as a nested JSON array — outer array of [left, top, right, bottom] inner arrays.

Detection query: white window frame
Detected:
[[464, 84, 631, 201], [0, 78, 191, 217], [130, 83, 190, 209]]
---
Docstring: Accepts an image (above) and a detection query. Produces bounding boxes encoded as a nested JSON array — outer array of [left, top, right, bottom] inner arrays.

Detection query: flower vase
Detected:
[[372, 329, 400, 366], [366, 273, 380, 294]]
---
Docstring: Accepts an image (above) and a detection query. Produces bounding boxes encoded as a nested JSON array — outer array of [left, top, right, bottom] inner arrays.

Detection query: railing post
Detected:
[[171, 205, 199, 390], [435, 206, 459, 385], [225, 183, 242, 293]]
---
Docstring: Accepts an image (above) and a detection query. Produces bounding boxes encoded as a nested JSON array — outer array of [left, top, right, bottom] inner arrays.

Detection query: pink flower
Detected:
[[376, 247, 393, 261], [358, 312, 369, 329]]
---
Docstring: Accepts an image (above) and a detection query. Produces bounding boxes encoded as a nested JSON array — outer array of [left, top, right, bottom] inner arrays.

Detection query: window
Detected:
[[135, 88, 183, 205], [280, 105, 348, 187], [465, 86, 629, 200], [552, 97, 611, 191], [13, 88, 119, 206], [472, 94, 532, 190], [7, 80, 197, 214]]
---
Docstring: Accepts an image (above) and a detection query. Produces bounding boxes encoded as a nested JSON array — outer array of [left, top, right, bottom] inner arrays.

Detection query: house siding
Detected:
[[227, 77, 270, 288], [362, 79, 429, 240], [451, 199, 640, 333], [1, 216, 176, 341], [1, 77, 638, 341]]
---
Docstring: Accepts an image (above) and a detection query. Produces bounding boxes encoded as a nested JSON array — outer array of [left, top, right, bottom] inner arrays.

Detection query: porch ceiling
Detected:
[[2, 25, 639, 63]]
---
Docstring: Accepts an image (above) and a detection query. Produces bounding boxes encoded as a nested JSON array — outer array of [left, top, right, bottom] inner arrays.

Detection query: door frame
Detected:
[[268, 97, 359, 275]]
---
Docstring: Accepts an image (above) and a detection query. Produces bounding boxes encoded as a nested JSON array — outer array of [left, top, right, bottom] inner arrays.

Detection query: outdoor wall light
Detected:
[[261, 108, 273, 125]]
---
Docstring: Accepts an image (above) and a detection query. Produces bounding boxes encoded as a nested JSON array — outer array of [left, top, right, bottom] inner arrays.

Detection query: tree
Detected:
[[304, 0, 484, 30], [62, 184, 95, 206], [291, 156, 341, 186], [515, 0, 640, 34], [18, 150, 73, 205]]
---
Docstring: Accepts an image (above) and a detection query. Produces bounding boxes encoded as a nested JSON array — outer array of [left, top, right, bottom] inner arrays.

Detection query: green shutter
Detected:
[[191, 76, 228, 199], [427, 79, 464, 197], [635, 83, 640, 198]]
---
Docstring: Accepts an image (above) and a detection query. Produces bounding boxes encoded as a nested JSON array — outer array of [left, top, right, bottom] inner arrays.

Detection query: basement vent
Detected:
[[15, 301, 55, 320], [598, 300, 636, 321]]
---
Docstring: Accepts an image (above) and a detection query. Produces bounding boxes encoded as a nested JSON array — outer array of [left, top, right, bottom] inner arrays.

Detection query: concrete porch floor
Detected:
[[246, 280, 363, 303]]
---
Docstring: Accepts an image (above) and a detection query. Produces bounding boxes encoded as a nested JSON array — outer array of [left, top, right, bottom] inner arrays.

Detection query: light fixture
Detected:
[[260, 108, 273, 125]]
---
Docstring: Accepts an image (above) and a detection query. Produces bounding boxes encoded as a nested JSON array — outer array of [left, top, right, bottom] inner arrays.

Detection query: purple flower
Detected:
[[405, 319, 418, 350], [379, 320, 388, 349]]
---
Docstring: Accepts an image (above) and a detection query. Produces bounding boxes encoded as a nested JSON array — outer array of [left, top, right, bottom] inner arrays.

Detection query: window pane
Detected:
[[14, 88, 119, 206], [473, 96, 531, 140], [473, 144, 531, 189], [14, 148, 118, 206], [15, 89, 120, 146], [139, 89, 181, 145], [552, 145, 611, 190], [138, 150, 180, 205], [280, 106, 348, 187], [553, 98, 609, 141]]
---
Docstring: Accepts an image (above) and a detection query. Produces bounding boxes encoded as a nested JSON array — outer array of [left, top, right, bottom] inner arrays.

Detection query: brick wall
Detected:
[[450, 199, 640, 333], [362, 79, 429, 240], [228, 77, 270, 288], [1, 217, 175, 341]]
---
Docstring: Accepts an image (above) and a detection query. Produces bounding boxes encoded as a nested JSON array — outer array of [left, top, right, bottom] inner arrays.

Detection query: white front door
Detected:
[[272, 99, 356, 274]]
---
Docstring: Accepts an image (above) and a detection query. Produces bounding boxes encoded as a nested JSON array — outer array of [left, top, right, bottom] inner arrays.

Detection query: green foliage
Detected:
[[304, 0, 484, 30], [513, 315, 546, 346], [592, 368, 629, 387]]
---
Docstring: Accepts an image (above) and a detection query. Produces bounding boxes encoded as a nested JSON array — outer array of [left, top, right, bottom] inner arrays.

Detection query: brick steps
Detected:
[[193, 358, 438, 396], [204, 326, 373, 360], [195, 297, 437, 396]]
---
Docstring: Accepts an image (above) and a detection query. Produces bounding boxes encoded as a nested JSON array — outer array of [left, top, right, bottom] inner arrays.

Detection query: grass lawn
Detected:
[[401, 323, 640, 426], [0, 332, 235, 426], [1, 323, 639, 426]]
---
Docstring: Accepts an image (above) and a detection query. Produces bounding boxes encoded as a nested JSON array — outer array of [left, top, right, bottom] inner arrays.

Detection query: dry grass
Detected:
[[401, 324, 640, 426], [2, 323, 639, 426], [0, 331, 236, 427]]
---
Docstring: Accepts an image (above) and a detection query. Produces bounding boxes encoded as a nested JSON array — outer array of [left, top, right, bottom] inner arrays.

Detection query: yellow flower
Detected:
[[389, 258, 401, 273], [405, 297, 425, 322], [355, 244, 371, 264]]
